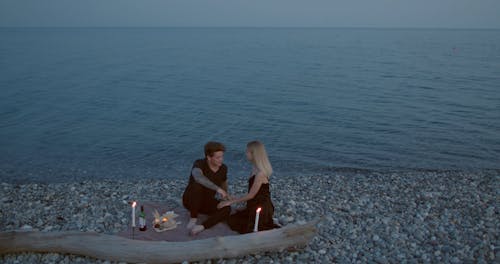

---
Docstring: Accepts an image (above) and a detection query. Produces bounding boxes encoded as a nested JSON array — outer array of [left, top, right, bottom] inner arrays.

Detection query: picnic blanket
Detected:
[[116, 200, 238, 241]]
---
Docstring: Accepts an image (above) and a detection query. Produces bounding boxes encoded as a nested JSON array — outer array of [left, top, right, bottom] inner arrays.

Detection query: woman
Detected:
[[217, 140, 277, 233]]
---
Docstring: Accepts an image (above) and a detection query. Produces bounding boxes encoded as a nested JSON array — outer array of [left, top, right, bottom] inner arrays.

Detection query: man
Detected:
[[182, 141, 231, 235]]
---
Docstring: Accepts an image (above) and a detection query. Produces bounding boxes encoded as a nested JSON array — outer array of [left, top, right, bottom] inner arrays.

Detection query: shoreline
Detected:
[[1, 170, 498, 263], [2, 166, 498, 185]]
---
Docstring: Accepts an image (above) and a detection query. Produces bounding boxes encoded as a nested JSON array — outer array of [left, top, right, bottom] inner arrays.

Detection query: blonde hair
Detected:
[[247, 141, 273, 178]]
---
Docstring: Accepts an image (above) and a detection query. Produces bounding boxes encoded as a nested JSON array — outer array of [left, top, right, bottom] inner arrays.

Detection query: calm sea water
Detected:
[[1, 28, 499, 183]]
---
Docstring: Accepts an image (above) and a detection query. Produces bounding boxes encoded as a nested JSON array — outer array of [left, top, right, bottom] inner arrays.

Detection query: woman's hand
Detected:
[[217, 200, 232, 209]]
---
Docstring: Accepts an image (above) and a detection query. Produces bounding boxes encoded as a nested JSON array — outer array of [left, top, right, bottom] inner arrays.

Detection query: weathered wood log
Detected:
[[0, 219, 319, 263]]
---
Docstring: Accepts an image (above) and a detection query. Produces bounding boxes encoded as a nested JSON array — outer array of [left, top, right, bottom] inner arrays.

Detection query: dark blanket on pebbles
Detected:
[[116, 200, 238, 241]]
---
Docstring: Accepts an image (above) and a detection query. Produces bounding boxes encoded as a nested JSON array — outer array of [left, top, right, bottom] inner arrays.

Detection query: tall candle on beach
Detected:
[[253, 207, 261, 232], [131, 201, 137, 227]]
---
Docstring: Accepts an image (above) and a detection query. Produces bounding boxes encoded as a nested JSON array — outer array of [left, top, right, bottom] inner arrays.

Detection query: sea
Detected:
[[1, 27, 499, 183]]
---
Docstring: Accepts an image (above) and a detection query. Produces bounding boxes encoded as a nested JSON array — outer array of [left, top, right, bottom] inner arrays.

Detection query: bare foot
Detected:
[[186, 218, 197, 230], [190, 224, 205, 236]]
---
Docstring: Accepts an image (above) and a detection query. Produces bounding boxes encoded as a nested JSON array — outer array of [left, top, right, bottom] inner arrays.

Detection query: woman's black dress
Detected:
[[228, 175, 276, 233]]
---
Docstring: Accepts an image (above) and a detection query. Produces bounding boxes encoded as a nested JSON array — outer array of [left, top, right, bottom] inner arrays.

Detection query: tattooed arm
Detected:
[[191, 167, 227, 198]]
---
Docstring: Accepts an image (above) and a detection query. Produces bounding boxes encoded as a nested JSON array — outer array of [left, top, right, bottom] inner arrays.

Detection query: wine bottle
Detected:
[[139, 205, 147, 231]]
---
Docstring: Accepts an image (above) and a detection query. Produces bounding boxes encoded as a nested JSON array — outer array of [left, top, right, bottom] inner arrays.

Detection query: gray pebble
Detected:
[[0, 171, 497, 264]]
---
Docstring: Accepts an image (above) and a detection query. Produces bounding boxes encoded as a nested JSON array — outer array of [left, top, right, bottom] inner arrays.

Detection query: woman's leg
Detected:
[[228, 209, 250, 234]]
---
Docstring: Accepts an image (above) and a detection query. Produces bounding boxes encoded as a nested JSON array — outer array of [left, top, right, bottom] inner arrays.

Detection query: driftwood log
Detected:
[[0, 219, 319, 263]]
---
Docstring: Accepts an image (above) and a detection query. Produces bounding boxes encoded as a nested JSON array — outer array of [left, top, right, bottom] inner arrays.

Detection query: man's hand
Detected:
[[217, 200, 232, 209], [216, 188, 228, 199]]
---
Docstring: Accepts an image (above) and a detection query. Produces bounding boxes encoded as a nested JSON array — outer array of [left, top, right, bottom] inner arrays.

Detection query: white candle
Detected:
[[131, 201, 137, 227], [253, 207, 261, 232]]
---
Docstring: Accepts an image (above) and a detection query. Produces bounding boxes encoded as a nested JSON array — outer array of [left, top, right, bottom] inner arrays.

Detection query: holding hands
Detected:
[[217, 199, 232, 209]]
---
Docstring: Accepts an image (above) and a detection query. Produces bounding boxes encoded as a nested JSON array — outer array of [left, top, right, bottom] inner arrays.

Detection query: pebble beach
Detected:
[[0, 170, 498, 263]]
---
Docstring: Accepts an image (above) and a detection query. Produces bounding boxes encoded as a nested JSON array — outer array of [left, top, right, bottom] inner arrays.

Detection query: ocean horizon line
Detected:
[[1, 26, 499, 31]]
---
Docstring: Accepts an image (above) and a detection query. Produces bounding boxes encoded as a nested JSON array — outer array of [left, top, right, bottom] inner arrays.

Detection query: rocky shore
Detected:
[[1, 170, 498, 263]]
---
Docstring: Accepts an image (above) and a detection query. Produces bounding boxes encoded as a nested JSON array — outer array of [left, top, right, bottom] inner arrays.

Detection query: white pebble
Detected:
[[20, 225, 33, 231]]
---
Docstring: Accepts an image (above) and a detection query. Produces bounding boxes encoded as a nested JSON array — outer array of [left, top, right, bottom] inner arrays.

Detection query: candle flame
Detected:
[[132, 201, 136, 207], [256, 207, 262, 213], [162, 217, 168, 222]]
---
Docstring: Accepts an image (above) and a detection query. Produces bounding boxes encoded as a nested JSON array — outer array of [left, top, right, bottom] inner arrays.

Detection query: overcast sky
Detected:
[[1, 0, 499, 28]]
